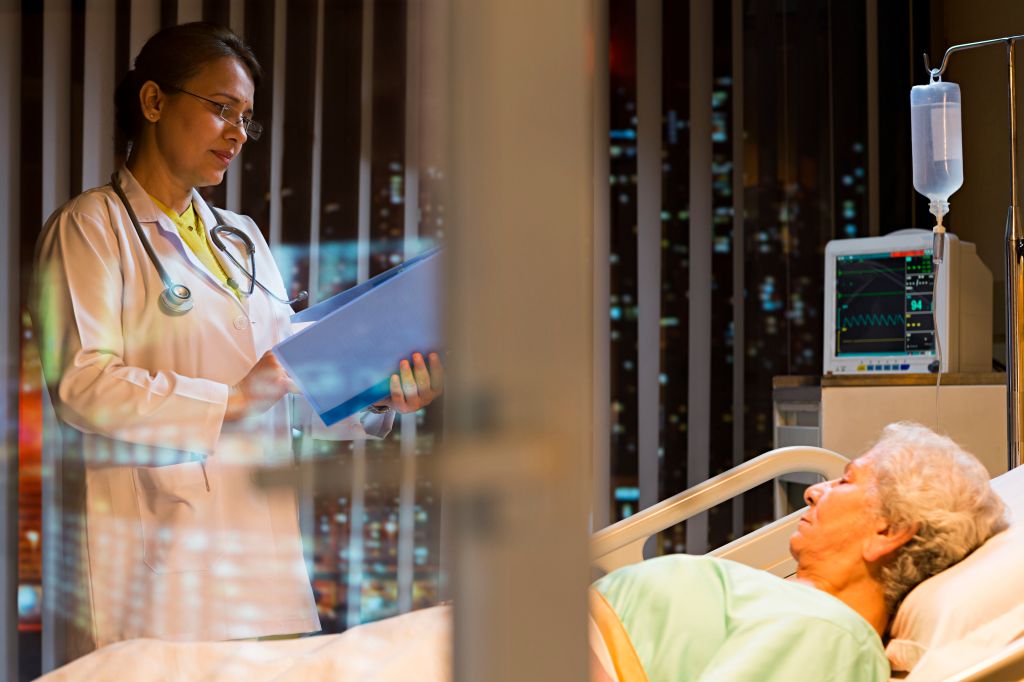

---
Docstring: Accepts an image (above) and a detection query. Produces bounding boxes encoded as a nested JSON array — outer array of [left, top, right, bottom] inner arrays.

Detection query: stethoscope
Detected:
[[109, 173, 308, 315]]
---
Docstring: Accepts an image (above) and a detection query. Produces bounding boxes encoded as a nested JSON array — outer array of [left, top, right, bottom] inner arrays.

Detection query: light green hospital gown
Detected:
[[593, 554, 890, 681]]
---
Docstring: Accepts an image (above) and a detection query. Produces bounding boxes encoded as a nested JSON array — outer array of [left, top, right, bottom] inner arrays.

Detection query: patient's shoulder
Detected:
[[731, 571, 880, 644], [593, 554, 731, 612], [596, 553, 737, 589]]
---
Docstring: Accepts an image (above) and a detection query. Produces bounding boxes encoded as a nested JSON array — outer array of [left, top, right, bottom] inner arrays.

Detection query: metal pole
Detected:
[[1006, 39, 1024, 470], [686, 0, 712, 555], [924, 35, 1024, 470], [635, 0, 661, 517]]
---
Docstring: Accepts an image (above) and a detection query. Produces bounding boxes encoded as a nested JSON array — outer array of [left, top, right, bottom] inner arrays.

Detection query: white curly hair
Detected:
[[868, 422, 1008, 611]]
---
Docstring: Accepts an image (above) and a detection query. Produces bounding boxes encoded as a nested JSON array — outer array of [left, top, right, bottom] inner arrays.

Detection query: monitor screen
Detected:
[[834, 249, 934, 358]]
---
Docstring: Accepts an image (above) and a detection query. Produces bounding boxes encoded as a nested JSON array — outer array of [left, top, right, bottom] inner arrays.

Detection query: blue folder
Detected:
[[274, 246, 444, 426]]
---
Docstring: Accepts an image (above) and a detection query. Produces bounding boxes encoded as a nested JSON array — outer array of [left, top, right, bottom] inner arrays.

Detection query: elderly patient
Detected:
[[590, 423, 1008, 681]]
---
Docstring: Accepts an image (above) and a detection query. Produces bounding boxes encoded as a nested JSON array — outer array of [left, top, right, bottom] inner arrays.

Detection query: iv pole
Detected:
[[924, 34, 1024, 471]]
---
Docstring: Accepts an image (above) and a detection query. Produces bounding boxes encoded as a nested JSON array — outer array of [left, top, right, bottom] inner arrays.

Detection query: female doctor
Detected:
[[32, 22, 442, 660]]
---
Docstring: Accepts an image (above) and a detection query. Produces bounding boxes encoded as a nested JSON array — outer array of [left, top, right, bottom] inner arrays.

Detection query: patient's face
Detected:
[[789, 453, 883, 568]]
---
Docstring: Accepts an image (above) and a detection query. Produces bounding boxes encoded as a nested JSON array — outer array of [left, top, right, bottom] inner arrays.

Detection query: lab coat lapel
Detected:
[[116, 167, 249, 314], [116, 166, 165, 224], [117, 168, 207, 276]]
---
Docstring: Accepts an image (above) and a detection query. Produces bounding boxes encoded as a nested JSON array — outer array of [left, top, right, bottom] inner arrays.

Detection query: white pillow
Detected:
[[904, 602, 1024, 680], [886, 469, 1024, 673]]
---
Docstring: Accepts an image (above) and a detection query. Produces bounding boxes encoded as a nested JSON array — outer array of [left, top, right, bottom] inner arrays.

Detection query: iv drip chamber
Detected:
[[910, 77, 964, 220]]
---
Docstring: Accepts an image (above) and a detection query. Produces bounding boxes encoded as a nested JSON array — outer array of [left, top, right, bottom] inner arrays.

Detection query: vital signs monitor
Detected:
[[823, 230, 992, 375]]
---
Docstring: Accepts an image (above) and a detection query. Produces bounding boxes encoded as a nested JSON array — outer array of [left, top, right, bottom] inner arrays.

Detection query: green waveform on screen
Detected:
[[842, 313, 904, 328]]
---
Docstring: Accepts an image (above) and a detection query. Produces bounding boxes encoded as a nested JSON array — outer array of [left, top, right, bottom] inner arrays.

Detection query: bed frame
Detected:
[[590, 446, 1024, 681], [592, 446, 847, 576]]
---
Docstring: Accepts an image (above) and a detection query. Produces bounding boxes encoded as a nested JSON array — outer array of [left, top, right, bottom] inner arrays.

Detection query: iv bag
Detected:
[[910, 78, 964, 214]]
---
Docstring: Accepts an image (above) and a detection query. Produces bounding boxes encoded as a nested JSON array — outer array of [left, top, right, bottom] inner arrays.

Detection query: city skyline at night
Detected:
[[607, 0, 870, 554]]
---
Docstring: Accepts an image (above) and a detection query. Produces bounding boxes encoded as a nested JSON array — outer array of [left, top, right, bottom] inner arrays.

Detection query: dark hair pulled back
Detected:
[[114, 22, 263, 141]]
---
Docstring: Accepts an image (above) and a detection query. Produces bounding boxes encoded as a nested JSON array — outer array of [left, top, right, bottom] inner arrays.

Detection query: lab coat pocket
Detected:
[[132, 460, 223, 573]]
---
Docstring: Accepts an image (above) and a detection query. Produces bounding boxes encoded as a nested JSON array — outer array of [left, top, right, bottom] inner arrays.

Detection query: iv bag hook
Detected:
[[923, 34, 1024, 79]]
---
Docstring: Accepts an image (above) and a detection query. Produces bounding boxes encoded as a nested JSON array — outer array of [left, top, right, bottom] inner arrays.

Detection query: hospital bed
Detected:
[[37, 446, 1024, 681], [592, 445, 1024, 682]]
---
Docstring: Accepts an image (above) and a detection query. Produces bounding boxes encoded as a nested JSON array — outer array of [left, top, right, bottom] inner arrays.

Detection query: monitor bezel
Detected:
[[823, 230, 953, 375]]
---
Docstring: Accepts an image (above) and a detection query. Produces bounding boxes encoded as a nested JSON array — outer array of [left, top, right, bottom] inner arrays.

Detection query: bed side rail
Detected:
[[591, 446, 848, 573], [708, 509, 802, 577]]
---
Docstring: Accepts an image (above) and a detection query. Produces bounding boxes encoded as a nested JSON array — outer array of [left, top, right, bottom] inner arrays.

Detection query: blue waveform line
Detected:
[[842, 313, 904, 328]]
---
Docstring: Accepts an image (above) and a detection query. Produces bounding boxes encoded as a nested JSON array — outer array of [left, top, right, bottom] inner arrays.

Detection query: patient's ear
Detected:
[[863, 519, 919, 563]]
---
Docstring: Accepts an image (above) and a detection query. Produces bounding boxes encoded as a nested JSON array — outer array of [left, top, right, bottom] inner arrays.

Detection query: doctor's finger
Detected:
[[411, 353, 433, 398], [390, 373, 411, 412], [261, 350, 285, 368], [427, 352, 444, 394], [399, 360, 423, 410]]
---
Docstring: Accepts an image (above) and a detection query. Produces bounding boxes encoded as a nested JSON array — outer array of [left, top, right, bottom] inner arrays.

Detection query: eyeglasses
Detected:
[[166, 86, 263, 141]]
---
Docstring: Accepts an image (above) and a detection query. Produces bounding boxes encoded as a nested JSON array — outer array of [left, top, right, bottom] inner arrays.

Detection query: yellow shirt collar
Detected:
[[149, 194, 199, 232]]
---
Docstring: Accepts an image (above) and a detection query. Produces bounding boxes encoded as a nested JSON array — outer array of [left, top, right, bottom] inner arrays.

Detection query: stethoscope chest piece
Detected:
[[110, 171, 308, 314], [159, 283, 194, 315]]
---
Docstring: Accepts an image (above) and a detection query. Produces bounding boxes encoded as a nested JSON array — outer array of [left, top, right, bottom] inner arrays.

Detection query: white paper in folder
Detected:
[[274, 246, 443, 426]]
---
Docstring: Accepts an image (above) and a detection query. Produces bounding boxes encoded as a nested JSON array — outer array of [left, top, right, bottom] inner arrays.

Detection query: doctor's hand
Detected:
[[225, 351, 297, 421], [376, 352, 444, 414]]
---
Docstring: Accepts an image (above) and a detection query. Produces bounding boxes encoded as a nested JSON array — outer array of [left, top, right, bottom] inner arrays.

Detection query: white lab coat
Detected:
[[32, 167, 393, 656]]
